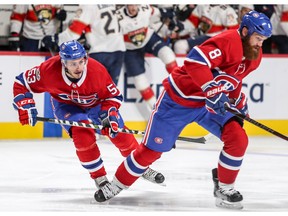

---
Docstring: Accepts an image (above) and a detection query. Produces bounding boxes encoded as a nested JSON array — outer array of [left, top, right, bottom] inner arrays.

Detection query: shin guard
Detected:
[[115, 144, 162, 186], [218, 120, 248, 184], [71, 120, 106, 179]]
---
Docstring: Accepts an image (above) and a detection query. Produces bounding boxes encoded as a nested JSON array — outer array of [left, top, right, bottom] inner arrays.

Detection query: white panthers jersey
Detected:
[[186, 4, 239, 37], [117, 5, 160, 50], [58, 4, 125, 53], [10, 4, 61, 40], [270, 5, 288, 36]]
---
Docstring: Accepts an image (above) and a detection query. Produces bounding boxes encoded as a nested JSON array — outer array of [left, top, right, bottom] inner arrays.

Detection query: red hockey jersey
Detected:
[[163, 29, 262, 107], [13, 56, 123, 111]]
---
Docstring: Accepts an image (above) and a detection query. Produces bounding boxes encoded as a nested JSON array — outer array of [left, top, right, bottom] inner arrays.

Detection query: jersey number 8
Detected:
[[209, 48, 222, 59]]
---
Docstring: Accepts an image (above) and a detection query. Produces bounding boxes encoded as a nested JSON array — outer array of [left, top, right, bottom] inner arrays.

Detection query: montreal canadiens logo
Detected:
[[252, 12, 259, 18], [154, 137, 163, 144]]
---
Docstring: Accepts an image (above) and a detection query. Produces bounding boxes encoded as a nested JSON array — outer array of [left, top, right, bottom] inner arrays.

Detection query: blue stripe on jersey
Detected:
[[15, 73, 26, 87], [219, 151, 243, 168], [114, 94, 123, 102], [186, 47, 208, 65], [126, 154, 146, 175]]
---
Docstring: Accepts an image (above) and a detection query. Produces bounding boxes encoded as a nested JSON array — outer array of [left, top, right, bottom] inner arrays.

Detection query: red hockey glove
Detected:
[[98, 107, 119, 138], [13, 92, 38, 126], [230, 92, 249, 116]]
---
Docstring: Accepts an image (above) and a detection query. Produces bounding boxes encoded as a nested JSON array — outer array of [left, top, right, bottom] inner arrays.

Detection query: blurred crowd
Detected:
[[0, 4, 287, 54]]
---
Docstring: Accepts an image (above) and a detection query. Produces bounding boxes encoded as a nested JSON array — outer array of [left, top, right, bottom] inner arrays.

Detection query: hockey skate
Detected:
[[141, 167, 166, 186], [94, 176, 109, 189], [94, 179, 123, 202], [212, 168, 243, 210]]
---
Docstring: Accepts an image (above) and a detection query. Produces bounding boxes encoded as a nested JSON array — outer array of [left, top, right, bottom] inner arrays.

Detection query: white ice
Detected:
[[0, 136, 288, 214]]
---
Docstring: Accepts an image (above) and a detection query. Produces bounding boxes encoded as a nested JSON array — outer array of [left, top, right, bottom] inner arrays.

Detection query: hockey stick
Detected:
[[36, 116, 206, 144], [225, 106, 288, 141]]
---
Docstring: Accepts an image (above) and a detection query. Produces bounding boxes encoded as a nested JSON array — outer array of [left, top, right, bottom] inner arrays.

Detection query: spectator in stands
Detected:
[[8, 4, 66, 52]]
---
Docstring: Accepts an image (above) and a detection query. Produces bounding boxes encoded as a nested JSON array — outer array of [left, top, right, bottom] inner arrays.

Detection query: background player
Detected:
[[9, 4, 66, 52], [117, 4, 180, 109], [42, 4, 125, 85]]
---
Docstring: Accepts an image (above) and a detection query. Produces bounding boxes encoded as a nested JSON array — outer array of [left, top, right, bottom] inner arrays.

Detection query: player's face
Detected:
[[65, 57, 86, 79], [242, 32, 267, 60], [126, 5, 139, 16]]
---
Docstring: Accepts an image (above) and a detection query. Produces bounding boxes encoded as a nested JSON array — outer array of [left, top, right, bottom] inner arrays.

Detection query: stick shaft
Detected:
[[36, 117, 206, 144], [225, 107, 288, 141]]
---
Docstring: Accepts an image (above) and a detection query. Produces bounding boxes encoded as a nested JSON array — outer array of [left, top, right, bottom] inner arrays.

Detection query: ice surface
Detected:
[[0, 136, 288, 214]]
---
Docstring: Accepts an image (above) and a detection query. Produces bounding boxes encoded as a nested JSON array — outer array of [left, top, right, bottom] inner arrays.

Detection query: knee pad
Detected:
[[173, 39, 189, 54], [133, 73, 150, 91]]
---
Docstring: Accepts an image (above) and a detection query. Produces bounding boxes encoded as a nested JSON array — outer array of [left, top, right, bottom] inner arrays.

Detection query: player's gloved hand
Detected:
[[159, 8, 175, 21], [168, 18, 184, 33], [42, 34, 59, 51], [98, 107, 119, 138], [8, 32, 20, 51], [203, 81, 230, 116], [13, 92, 38, 126], [230, 92, 249, 116], [56, 9, 67, 21]]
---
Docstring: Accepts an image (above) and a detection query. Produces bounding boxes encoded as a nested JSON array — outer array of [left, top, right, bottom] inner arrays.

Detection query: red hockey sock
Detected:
[[115, 144, 162, 186], [218, 120, 248, 184], [140, 87, 155, 101], [71, 120, 106, 179], [165, 60, 178, 74]]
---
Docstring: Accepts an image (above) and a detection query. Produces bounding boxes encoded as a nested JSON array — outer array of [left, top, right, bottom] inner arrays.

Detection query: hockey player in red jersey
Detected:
[[94, 11, 272, 209], [12, 40, 164, 191]]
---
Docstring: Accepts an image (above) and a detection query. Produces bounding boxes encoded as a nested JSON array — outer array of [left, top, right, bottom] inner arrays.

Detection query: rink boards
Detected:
[[0, 52, 287, 139]]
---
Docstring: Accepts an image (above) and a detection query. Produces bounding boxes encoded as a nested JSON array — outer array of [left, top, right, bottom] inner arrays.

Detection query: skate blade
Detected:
[[215, 198, 243, 210]]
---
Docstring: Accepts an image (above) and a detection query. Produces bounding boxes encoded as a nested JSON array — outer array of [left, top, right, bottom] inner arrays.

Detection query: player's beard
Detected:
[[242, 36, 260, 60]]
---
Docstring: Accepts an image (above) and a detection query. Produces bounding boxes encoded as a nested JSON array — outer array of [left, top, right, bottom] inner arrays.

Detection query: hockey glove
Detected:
[[13, 92, 38, 126], [42, 34, 59, 51], [168, 18, 184, 33], [98, 107, 119, 138], [203, 81, 230, 116], [230, 92, 249, 116], [8, 32, 20, 51], [56, 9, 67, 21]]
